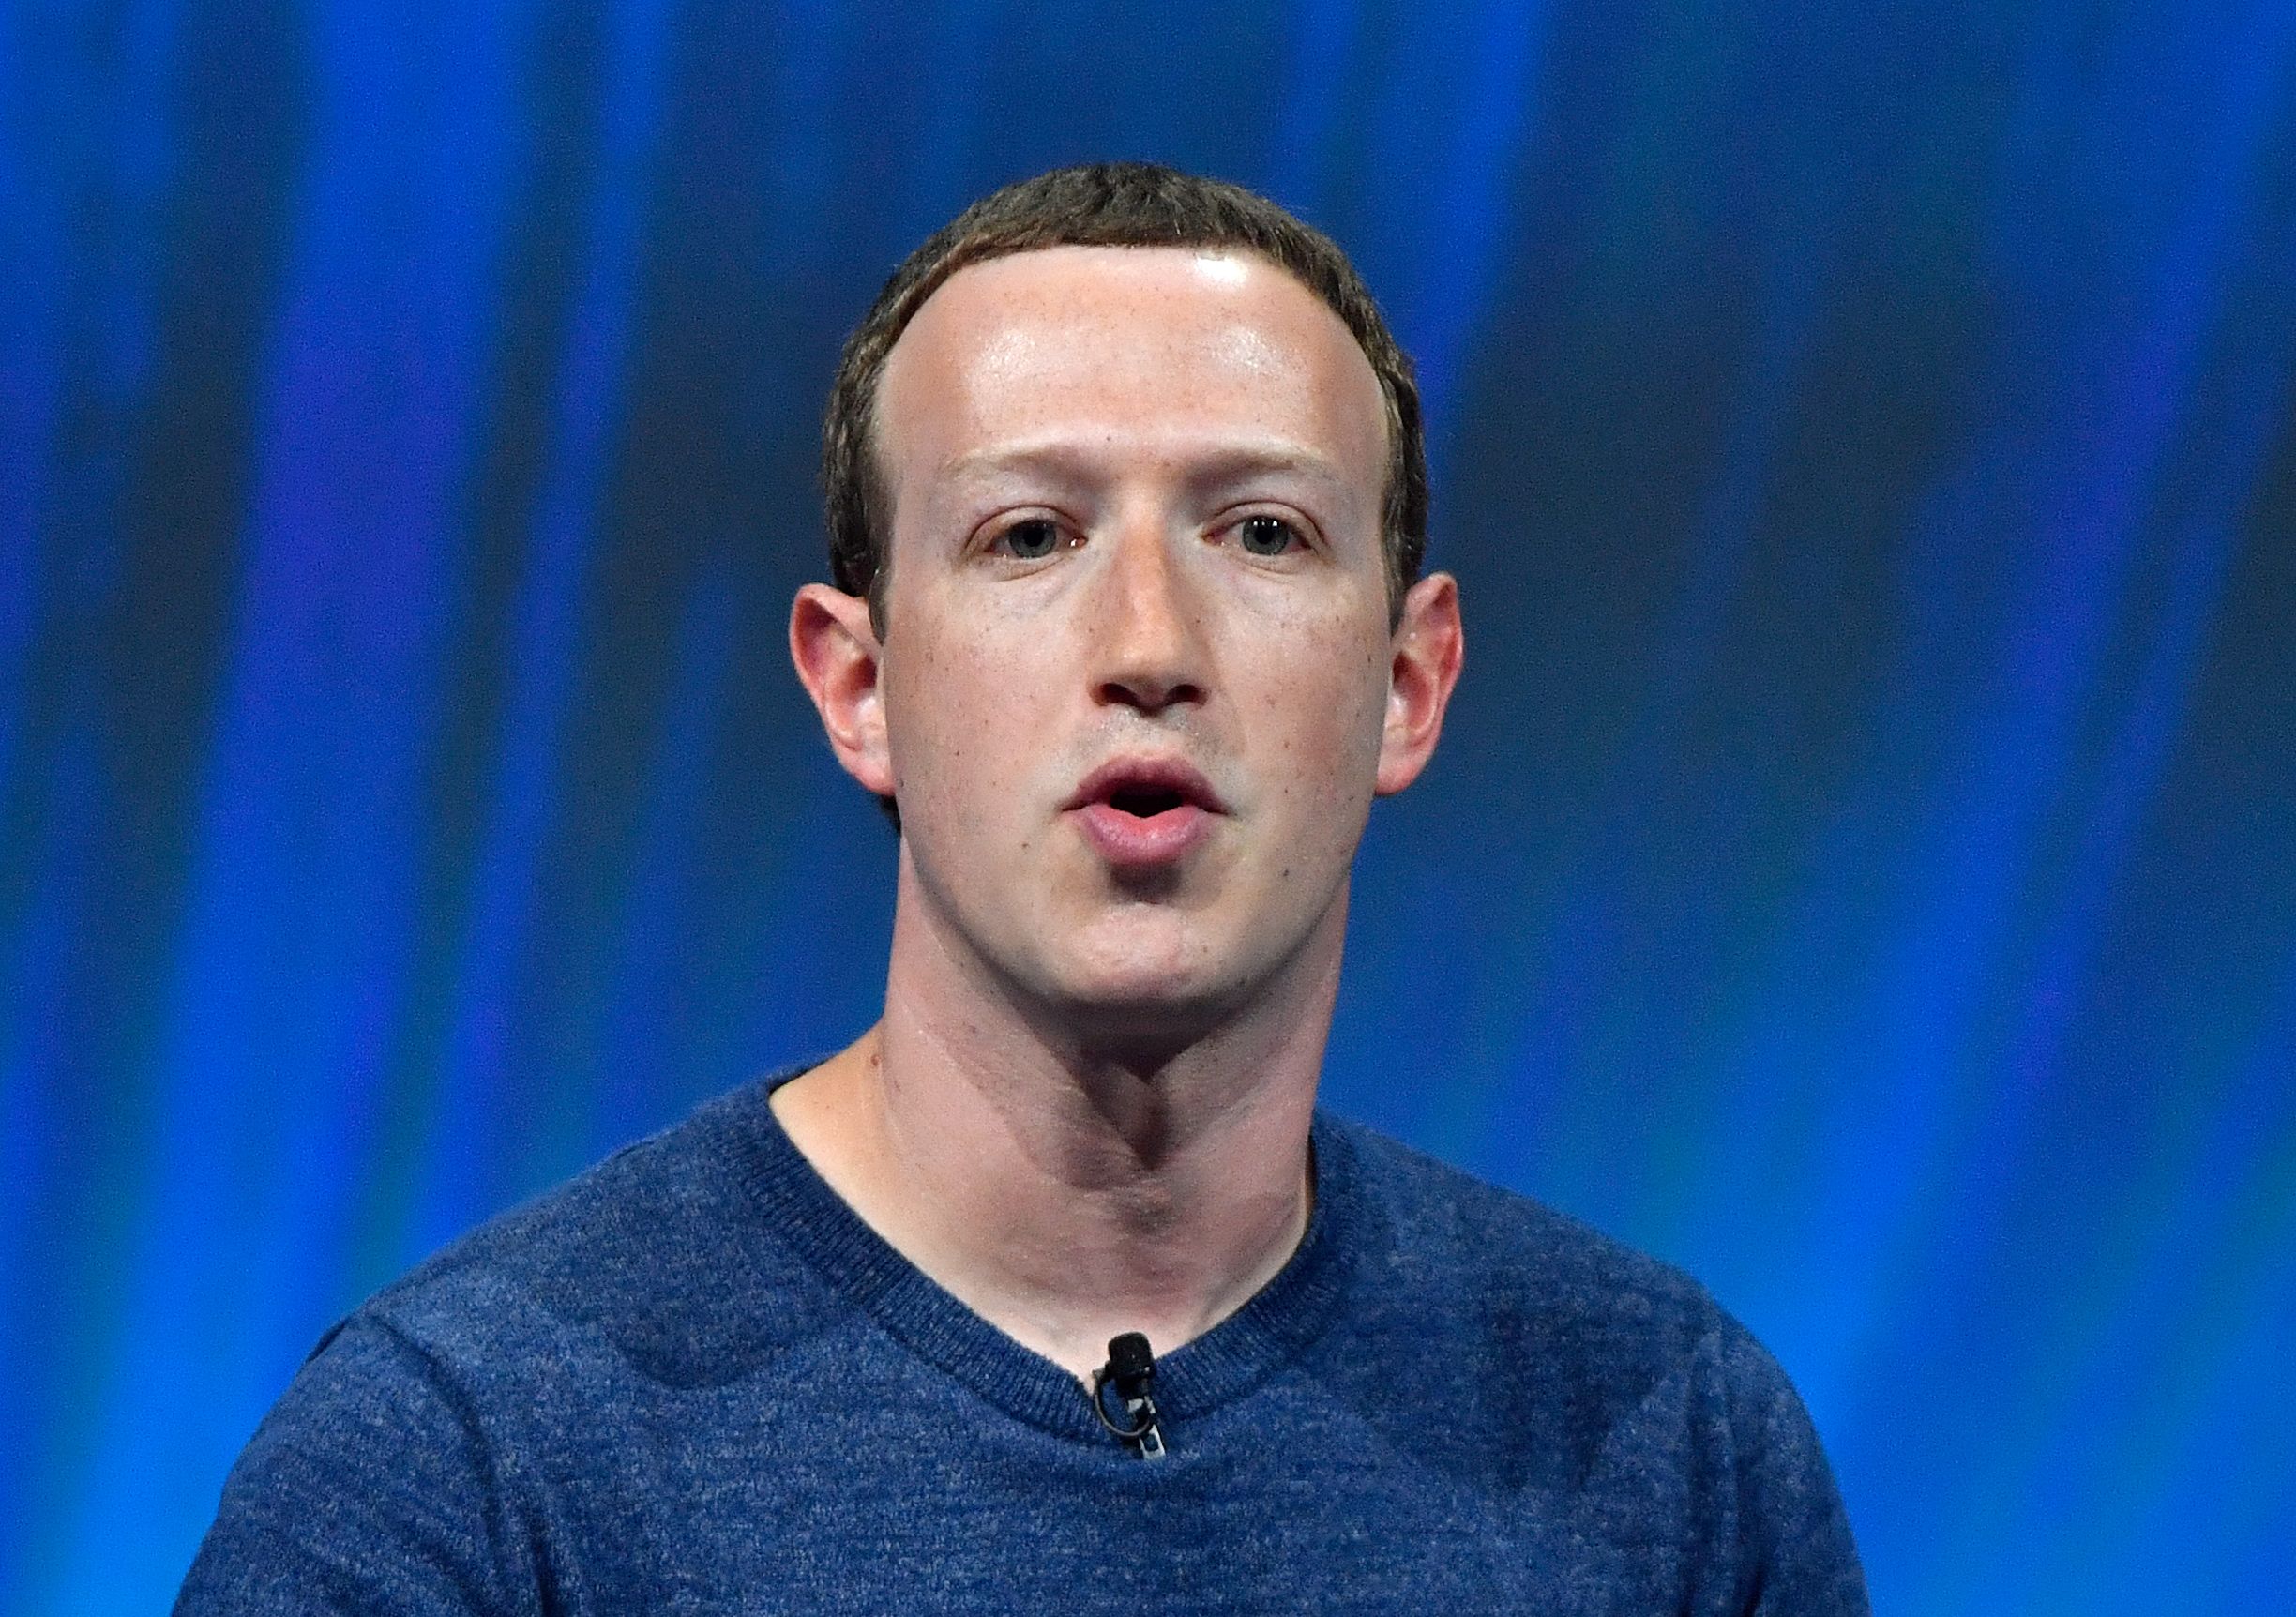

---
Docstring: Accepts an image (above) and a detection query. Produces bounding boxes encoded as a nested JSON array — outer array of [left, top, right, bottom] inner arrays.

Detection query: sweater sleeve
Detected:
[[1715, 1322, 1870, 1617], [174, 1312, 538, 1616]]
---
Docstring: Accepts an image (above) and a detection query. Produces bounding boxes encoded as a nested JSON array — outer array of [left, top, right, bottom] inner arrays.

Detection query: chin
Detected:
[[1046, 960, 1225, 1023], [1024, 924, 1269, 1042]]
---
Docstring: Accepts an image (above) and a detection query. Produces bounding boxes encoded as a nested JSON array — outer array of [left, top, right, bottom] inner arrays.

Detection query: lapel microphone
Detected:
[[1090, 1332, 1167, 1459]]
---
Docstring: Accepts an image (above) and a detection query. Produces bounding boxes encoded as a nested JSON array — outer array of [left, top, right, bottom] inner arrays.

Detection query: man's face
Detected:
[[825, 244, 1454, 1035]]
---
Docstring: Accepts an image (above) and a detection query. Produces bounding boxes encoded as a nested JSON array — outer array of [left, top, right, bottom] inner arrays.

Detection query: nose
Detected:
[[1086, 512, 1206, 714]]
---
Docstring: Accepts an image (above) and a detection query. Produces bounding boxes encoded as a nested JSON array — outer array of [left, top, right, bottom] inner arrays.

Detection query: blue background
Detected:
[[5, 0, 2294, 1609]]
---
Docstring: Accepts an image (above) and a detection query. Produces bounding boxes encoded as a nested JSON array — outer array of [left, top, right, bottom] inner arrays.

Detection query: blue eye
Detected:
[[1238, 515, 1300, 556], [1001, 519, 1062, 559]]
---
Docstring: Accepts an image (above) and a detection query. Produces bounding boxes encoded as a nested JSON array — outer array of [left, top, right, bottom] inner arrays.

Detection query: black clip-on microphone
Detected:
[[1090, 1332, 1167, 1459]]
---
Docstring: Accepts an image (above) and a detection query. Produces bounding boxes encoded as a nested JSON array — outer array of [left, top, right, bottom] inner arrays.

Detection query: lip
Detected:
[[1062, 756, 1226, 869]]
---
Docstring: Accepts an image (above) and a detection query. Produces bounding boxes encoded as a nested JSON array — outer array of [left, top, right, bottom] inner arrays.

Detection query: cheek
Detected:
[[884, 612, 1049, 815], [1251, 622, 1391, 817]]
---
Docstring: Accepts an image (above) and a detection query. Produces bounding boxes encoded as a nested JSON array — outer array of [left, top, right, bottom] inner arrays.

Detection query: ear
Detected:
[[790, 582, 896, 798], [1374, 571, 1463, 797]]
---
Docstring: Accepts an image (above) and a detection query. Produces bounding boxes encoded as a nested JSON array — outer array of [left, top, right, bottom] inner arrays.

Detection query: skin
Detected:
[[784, 244, 1463, 1383]]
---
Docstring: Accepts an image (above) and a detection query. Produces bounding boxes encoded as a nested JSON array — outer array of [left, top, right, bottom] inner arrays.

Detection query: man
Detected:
[[180, 163, 1867, 1613]]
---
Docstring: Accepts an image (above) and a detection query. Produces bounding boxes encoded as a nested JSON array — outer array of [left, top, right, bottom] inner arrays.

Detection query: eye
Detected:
[[1235, 514, 1303, 557], [995, 518, 1066, 560]]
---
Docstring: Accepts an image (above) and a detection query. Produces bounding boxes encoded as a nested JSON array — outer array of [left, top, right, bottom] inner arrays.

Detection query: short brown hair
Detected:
[[822, 162, 1428, 635]]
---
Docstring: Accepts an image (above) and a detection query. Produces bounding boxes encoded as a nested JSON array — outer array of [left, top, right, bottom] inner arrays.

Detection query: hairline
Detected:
[[853, 239, 1415, 638]]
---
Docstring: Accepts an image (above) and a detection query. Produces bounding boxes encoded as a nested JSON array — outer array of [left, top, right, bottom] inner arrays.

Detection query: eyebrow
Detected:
[[937, 441, 1357, 501]]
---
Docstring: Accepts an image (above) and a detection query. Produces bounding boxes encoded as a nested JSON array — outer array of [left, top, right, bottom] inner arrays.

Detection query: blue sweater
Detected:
[[178, 1072, 1868, 1613]]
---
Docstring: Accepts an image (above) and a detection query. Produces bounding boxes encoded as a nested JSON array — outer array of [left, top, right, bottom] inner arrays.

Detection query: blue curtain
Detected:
[[3, 0, 2292, 1609]]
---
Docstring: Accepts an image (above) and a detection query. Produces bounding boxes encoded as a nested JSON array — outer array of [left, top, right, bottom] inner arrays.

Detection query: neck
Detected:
[[772, 860, 1344, 1385]]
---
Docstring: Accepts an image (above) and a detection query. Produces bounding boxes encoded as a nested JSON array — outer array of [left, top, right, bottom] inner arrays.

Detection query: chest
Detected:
[[521, 1375, 1713, 1616]]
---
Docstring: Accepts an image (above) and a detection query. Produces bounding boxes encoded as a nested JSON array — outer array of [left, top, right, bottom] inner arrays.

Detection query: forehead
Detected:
[[872, 245, 1389, 513]]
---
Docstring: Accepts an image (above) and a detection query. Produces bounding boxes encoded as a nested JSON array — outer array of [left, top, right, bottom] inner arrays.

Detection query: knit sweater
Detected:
[[177, 1071, 1868, 1614]]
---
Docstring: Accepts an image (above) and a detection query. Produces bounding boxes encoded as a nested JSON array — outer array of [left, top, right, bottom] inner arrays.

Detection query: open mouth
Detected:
[[1105, 785, 1190, 819], [1064, 758, 1224, 867]]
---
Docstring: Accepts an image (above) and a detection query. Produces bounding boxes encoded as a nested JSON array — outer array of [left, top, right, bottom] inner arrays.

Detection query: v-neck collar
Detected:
[[713, 1066, 1367, 1444]]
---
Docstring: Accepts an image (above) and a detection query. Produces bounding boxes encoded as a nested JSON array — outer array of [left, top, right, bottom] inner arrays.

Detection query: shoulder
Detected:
[[1329, 1112, 1715, 1337], [1322, 1113, 1822, 1469], [179, 1077, 837, 1610], [180, 1071, 876, 1609], [349, 1072, 837, 1392], [1321, 1114, 1867, 1609]]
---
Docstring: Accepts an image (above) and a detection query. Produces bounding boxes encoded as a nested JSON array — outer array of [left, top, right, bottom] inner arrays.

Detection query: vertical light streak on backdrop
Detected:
[[1329, 0, 1549, 446], [1813, 8, 2296, 1607], [1352, 0, 1892, 1290], [0, 0, 50, 1530], [587, 557, 741, 1162], [1264, 0, 1360, 209], [608, 0, 881, 1134], [0, 0, 275, 1598], [0, 0, 188, 1578], [484, 0, 888, 1228], [44, 0, 533, 1604], [1297, 0, 1550, 1161], [884, 0, 1000, 249], [1471, 4, 1866, 1265], [395, 0, 676, 1276], [2134, 952, 2296, 1609], [1904, 136, 2296, 1615]]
